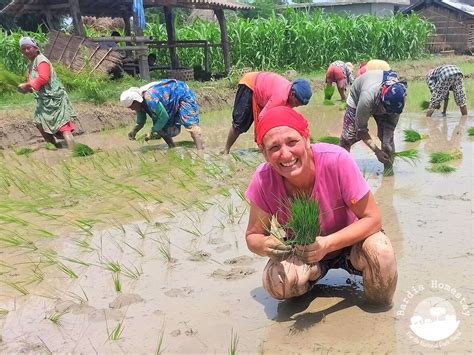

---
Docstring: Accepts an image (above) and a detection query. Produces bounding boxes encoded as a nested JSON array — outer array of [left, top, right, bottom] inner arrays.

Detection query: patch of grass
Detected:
[[403, 129, 423, 142], [467, 127, 474, 136], [427, 164, 456, 174], [72, 143, 95, 157], [286, 194, 320, 246], [429, 150, 462, 164], [317, 136, 340, 145]]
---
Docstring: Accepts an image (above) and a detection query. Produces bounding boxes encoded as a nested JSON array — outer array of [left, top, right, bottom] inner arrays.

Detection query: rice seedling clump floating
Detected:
[[429, 149, 462, 164], [420, 100, 430, 110], [285, 194, 320, 246], [467, 127, 474, 136], [72, 143, 95, 157], [403, 129, 426, 142], [427, 164, 456, 174]]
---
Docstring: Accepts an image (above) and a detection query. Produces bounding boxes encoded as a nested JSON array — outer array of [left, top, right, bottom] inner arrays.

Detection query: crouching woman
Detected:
[[244, 106, 397, 306]]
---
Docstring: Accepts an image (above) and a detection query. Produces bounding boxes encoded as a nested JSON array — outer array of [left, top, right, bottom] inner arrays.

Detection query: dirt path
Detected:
[[0, 55, 472, 148]]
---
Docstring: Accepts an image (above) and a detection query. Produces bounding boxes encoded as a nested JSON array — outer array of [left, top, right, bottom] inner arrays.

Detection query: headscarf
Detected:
[[291, 78, 312, 105], [256, 106, 310, 145], [381, 82, 406, 114], [120, 87, 143, 107], [19, 37, 38, 48]]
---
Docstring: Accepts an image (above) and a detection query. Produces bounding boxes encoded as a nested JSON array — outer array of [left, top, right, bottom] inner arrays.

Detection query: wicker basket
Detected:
[[165, 68, 194, 81]]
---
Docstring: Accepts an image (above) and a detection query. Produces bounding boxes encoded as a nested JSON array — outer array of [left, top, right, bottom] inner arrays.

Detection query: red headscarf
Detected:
[[256, 106, 310, 145]]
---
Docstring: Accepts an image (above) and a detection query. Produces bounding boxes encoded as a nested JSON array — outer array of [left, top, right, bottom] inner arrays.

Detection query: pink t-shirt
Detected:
[[245, 143, 370, 236]]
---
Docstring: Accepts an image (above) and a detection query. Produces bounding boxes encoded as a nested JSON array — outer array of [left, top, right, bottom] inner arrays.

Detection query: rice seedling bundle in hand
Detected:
[[427, 164, 456, 174], [467, 127, 474, 136], [420, 100, 430, 110], [429, 149, 462, 164], [317, 136, 340, 145], [72, 143, 95, 157], [394, 149, 420, 165], [403, 129, 425, 142], [324, 85, 335, 100], [323, 99, 335, 106], [286, 194, 320, 246]]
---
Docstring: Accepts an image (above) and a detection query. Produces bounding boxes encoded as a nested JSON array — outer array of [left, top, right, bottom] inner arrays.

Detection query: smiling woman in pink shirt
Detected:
[[245, 106, 397, 306], [222, 72, 312, 154]]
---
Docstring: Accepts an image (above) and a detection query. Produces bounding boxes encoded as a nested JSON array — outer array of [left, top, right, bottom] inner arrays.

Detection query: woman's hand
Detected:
[[263, 236, 293, 261], [295, 237, 330, 264], [17, 83, 32, 94]]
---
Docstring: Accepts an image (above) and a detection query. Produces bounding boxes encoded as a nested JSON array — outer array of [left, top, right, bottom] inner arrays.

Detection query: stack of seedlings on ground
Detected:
[[427, 149, 462, 173], [323, 85, 335, 105], [317, 136, 340, 145], [285, 194, 320, 246], [72, 143, 94, 157], [467, 127, 474, 136], [403, 128, 426, 142]]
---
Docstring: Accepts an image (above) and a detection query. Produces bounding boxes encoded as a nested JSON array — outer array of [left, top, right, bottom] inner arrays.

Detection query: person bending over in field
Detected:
[[245, 106, 397, 306], [222, 72, 312, 154], [358, 59, 390, 76], [121, 80, 204, 152], [426, 64, 468, 118], [339, 70, 406, 174], [325, 61, 354, 101], [17, 37, 76, 149]]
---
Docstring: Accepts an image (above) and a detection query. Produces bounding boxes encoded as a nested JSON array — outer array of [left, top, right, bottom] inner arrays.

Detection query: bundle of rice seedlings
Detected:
[[15, 147, 34, 156], [285, 194, 320, 246], [340, 102, 347, 110], [420, 100, 430, 110], [72, 143, 95, 157], [45, 142, 57, 151], [467, 127, 474, 136], [324, 85, 335, 100], [317, 136, 340, 145], [427, 164, 456, 174], [429, 149, 462, 164], [323, 99, 335, 106], [394, 149, 420, 165], [403, 129, 425, 142]]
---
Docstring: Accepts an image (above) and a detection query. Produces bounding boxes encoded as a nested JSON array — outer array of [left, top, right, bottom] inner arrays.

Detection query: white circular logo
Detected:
[[409, 296, 460, 342]]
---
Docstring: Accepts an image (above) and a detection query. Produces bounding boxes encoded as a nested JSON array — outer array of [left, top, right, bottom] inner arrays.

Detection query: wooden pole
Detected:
[[43, 10, 55, 31], [164, 6, 180, 69], [68, 0, 84, 36], [123, 12, 131, 36], [133, 8, 150, 81], [215, 9, 230, 74]]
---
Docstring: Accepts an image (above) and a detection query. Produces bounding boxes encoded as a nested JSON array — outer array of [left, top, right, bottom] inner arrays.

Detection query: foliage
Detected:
[[72, 144, 95, 157], [286, 194, 320, 246], [0, 66, 21, 94]]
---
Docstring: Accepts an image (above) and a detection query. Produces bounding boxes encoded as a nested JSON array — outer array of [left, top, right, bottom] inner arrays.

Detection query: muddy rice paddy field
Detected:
[[0, 61, 473, 353]]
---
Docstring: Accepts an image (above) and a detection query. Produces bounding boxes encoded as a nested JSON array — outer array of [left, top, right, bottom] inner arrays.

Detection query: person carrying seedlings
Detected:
[[339, 70, 407, 173], [121, 80, 204, 151], [325, 61, 354, 101], [222, 72, 312, 154], [245, 106, 397, 306], [426, 64, 468, 118], [17, 37, 76, 149]]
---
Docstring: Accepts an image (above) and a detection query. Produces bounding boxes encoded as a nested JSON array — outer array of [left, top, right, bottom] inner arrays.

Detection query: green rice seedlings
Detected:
[[286, 194, 320, 246], [324, 85, 335, 100], [156, 235, 173, 263], [403, 129, 424, 142], [60, 256, 91, 267], [0, 308, 9, 317], [468, 127, 474, 136], [427, 164, 456, 174], [5, 281, 29, 295], [67, 286, 89, 304], [107, 321, 124, 341], [317, 136, 340, 145], [420, 100, 430, 110], [155, 327, 165, 355], [46, 311, 66, 325], [45, 142, 57, 151], [0, 234, 37, 250], [339, 102, 347, 110], [123, 241, 144, 257], [229, 328, 239, 355], [73, 238, 94, 251], [56, 262, 78, 278], [429, 149, 462, 164], [15, 147, 34, 156], [121, 263, 143, 279], [394, 149, 420, 165], [323, 99, 335, 106], [103, 260, 122, 273], [72, 143, 95, 157], [112, 273, 122, 292]]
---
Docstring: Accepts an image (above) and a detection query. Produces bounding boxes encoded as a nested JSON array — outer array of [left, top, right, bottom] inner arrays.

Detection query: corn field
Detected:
[[145, 10, 433, 72]]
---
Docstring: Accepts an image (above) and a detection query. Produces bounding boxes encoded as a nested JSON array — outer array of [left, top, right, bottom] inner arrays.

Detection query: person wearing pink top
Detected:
[[245, 106, 397, 306], [222, 71, 312, 154]]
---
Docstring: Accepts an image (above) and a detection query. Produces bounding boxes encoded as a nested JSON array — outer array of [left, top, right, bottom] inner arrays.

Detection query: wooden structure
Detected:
[[45, 30, 122, 74], [0, 0, 253, 80], [402, 0, 474, 54]]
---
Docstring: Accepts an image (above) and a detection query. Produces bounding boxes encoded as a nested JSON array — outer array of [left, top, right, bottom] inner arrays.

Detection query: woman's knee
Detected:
[[262, 258, 311, 300], [352, 232, 397, 273]]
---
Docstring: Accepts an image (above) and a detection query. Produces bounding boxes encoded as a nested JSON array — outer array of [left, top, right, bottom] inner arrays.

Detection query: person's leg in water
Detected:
[[451, 74, 468, 116], [36, 123, 58, 146], [374, 114, 398, 175], [223, 85, 254, 154], [62, 131, 75, 149], [349, 231, 397, 307]]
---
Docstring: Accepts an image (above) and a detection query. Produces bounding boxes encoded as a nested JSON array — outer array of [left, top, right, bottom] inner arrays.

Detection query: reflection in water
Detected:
[[424, 115, 467, 153]]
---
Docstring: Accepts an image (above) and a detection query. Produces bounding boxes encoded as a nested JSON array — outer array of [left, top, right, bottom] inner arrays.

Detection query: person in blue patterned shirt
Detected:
[[426, 65, 468, 117], [120, 80, 203, 151]]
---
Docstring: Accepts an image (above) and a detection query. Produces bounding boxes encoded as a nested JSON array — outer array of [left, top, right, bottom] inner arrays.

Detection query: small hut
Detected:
[[0, 0, 253, 79], [402, 0, 474, 54]]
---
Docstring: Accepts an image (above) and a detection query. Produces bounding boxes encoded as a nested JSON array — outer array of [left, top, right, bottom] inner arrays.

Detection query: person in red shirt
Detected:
[[222, 72, 312, 154]]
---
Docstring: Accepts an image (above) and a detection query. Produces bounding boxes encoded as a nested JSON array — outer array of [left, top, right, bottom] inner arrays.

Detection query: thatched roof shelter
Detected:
[[1, 0, 253, 79]]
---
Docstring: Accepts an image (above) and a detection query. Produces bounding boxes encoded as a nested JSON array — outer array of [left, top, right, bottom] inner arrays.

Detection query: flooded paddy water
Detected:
[[0, 101, 472, 353]]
